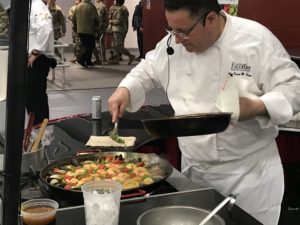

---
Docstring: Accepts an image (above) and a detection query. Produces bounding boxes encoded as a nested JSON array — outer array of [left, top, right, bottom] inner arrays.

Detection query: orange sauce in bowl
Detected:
[[22, 207, 56, 225]]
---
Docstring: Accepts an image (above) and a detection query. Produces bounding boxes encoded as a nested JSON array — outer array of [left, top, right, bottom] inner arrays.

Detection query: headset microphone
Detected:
[[166, 34, 174, 55]]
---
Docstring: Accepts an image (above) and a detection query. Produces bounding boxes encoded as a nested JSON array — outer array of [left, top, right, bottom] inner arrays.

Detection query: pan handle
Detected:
[[76, 149, 102, 155], [121, 190, 147, 199]]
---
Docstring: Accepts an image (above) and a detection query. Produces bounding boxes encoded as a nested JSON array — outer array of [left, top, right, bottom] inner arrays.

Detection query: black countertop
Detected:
[[15, 105, 262, 225], [54, 188, 262, 225]]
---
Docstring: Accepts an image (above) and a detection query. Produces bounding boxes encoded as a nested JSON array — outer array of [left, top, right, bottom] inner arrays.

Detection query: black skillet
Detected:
[[39, 152, 173, 202], [142, 112, 232, 137]]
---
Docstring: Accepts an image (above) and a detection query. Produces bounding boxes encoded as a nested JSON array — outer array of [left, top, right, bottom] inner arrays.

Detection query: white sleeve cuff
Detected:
[[257, 92, 293, 128]]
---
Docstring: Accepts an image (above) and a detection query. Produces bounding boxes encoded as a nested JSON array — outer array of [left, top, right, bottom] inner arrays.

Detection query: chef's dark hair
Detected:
[[164, 0, 221, 18], [116, 0, 125, 6]]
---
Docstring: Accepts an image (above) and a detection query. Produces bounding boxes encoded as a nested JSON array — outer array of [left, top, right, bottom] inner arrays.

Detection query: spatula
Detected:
[[30, 118, 48, 152], [111, 120, 118, 137], [198, 194, 236, 225]]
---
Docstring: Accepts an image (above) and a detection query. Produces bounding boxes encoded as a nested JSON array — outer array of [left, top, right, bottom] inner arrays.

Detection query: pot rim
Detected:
[[137, 205, 225, 225]]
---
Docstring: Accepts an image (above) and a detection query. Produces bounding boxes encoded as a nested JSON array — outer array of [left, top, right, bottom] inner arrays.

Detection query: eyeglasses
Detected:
[[167, 12, 208, 40]]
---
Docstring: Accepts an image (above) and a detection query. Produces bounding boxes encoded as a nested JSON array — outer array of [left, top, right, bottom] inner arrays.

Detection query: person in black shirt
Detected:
[[132, 1, 143, 60]]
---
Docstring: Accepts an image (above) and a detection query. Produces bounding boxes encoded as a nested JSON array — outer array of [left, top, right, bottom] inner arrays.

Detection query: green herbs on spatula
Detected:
[[109, 121, 125, 144]]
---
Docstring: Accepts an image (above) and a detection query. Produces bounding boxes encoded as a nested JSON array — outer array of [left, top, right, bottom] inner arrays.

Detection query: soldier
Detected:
[[47, 0, 66, 61], [72, 0, 100, 68], [68, 0, 82, 63], [107, 0, 117, 60], [0, 3, 9, 38], [93, 0, 109, 64], [108, 0, 135, 65]]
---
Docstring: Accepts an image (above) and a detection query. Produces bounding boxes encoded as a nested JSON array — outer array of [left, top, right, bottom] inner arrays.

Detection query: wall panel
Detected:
[[239, 0, 300, 49], [142, 0, 167, 53]]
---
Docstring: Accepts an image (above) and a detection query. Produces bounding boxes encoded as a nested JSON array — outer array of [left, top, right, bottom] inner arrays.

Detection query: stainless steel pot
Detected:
[[137, 205, 225, 225], [142, 112, 232, 137], [21, 144, 45, 173]]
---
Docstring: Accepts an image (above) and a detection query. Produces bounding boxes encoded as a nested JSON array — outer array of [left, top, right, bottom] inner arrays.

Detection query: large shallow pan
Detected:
[[39, 152, 173, 202], [137, 205, 225, 225], [142, 112, 232, 137]]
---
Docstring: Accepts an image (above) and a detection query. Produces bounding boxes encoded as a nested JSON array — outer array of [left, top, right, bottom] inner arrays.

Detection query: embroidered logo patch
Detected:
[[228, 62, 252, 77]]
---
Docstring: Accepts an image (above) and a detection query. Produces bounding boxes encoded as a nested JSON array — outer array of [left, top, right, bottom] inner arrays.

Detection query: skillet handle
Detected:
[[76, 149, 102, 155], [121, 190, 147, 199]]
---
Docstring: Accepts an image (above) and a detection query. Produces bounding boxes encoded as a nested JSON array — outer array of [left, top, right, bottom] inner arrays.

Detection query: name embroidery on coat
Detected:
[[228, 62, 252, 77]]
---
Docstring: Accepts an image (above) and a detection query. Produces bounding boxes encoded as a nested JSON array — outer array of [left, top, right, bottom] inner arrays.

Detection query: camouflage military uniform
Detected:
[[93, 0, 109, 63], [68, 1, 82, 62], [48, 2, 66, 59], [107, 4, 117, 59], [0, 4, 9, 38], [109, 3, 134, 65]]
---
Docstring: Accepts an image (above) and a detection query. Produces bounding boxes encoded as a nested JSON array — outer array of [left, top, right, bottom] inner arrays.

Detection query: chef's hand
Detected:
[[238, 97, 268, 121], [108, 87, 130, 123], [28, 54, 39, 67]]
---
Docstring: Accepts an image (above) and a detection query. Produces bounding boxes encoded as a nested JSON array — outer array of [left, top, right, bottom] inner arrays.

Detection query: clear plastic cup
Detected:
[[81, 180, 122, 225]]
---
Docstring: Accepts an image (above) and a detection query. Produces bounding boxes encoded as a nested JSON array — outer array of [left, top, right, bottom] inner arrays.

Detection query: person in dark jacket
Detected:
[[132, 1, 143, 59], [72, 0, 100, 68]]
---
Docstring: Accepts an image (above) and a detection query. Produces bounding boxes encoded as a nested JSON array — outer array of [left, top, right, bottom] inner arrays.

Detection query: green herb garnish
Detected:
[[109, 132, 125, 144]]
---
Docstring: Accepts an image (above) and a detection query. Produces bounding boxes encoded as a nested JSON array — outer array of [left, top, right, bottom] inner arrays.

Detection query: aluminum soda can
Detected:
[[92, 120, 102, 136], [92, 96, 101, 120]]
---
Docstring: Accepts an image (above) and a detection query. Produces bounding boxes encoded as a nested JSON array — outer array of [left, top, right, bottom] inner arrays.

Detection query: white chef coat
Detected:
[[119, 11, 300, 225], [28, 0, 54, 57]]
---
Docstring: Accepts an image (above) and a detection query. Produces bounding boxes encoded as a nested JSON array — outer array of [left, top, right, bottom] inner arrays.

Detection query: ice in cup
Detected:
[[81, 180, 122, 225]]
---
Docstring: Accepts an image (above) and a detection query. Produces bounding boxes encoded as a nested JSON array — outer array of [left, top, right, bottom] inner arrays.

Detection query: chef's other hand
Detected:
[[28, 54, 39, 67], [238, 97, 268, 121], [108, 87, 130, 122]]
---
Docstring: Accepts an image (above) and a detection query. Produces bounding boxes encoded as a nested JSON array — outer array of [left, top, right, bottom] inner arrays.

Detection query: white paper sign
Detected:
[[218, 0, 239, 4]]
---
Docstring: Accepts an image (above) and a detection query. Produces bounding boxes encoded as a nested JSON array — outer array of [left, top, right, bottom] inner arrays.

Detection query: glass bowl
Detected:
[[20, 198, 59, 225]]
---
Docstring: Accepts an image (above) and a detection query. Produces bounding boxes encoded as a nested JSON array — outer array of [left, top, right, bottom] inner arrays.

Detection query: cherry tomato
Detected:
[[120, 168, 129, 173], [98, 164, 105, 169], [105, 173, 113, 179], [111, 159, 125, 164], [136, 162, 145, 167], [105, 155, 113, 162], [64, 175, 73, 180], [130, 173, 136, 178], [64, 185, 72, 190]]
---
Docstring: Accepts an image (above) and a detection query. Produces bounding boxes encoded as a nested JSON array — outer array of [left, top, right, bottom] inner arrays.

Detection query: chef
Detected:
[[107, 0, 300, 224], [27, 0, 56, 125]]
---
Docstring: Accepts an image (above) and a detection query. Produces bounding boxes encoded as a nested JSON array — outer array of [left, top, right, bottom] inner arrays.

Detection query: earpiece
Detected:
[[166, 34, 174, 55]]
